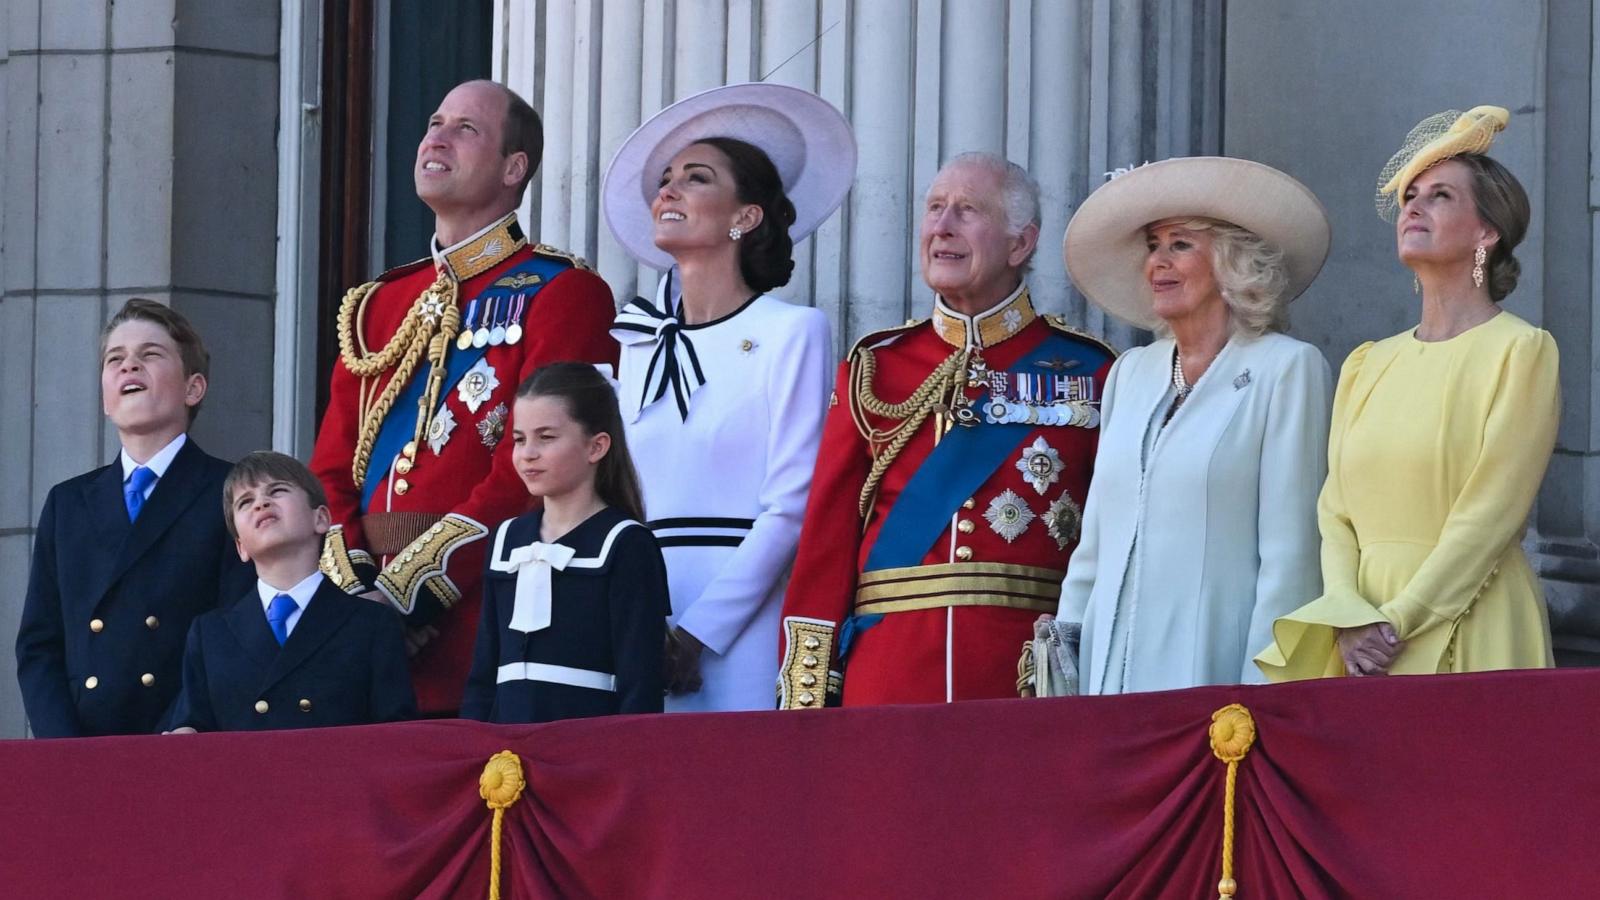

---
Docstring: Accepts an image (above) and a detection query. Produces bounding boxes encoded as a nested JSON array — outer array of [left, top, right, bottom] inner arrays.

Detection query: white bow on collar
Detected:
[[503, 541, 578, 633]]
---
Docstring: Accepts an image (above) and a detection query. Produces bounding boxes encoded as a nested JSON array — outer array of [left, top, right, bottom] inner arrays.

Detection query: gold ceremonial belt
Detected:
[[854, 562, 1064, 616]]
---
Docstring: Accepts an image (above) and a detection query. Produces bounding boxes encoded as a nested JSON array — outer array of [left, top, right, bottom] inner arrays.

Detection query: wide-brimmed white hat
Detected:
[[603, 82, 857, 272], [1062, 157, 1331, 331]]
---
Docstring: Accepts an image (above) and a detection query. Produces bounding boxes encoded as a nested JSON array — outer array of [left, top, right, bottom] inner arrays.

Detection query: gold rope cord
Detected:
[[1208, 704, 1257, 900], [337, 274, 461, 488], [849, 346, 970, 517], [479, 750, 527, 900]]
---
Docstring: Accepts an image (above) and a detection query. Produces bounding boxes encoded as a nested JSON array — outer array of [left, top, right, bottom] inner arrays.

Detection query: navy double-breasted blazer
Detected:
[[15, 438, 254, 737], [168, 577, 416, 732]]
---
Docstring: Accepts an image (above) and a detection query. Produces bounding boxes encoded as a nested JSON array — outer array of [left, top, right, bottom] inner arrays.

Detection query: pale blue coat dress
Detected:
[[1056, 331, 1332, 694]]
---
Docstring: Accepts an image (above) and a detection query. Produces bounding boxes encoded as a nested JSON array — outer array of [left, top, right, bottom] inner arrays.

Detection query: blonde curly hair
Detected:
[[1150, 218, 1289, 337]]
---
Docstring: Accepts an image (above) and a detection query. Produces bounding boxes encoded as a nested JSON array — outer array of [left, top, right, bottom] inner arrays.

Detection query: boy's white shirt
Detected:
[[256, 571, 325, 639], [118, 432, 187, 498]]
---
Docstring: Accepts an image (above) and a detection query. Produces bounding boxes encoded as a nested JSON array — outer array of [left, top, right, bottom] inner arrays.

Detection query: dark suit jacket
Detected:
[[168, 578, 416, 731], [15, 438, 255, 737]]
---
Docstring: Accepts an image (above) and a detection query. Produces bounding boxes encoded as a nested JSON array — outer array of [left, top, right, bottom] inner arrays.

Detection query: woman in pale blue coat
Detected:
[[1054, 157, 1334, 694]]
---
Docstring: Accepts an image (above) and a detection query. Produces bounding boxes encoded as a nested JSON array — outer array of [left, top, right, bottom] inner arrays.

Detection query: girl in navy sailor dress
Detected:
[[461, 363, 670, 724]]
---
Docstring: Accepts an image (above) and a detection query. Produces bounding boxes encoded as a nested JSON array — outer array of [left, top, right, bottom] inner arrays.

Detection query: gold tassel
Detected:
[[1208, 704, 1257, 900], [479, 750, 527, 900]]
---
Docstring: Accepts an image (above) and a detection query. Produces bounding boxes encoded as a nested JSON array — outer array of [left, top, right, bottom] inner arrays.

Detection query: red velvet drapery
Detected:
[[3, 669, 1596, 898]]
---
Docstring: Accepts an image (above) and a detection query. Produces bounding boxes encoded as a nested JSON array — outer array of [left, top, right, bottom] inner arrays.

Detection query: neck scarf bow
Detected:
[[504, 541, 578, 633], [610, 270, 706, 421]]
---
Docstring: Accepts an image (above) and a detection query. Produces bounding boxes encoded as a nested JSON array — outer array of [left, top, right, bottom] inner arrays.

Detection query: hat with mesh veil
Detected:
[[1374, 106, 1510, 222]]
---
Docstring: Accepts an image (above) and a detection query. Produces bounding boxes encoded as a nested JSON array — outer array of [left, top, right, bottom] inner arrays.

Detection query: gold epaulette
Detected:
[[1043, 314, 1119, 358], [530, 243, 591, 271], [375, 256, 433, 283], [847, 317, 927, 362]]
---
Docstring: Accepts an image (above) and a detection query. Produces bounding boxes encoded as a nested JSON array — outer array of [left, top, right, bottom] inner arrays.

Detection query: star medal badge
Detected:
[[477, 402, 509, 449], [1044, 493, 1083, 550], [984, 489, 1036, 543], [456, 358, 500, 414], [426, 405, 458, 455], [457, 298, 480, 351], [1015, 436, 1064, 494]]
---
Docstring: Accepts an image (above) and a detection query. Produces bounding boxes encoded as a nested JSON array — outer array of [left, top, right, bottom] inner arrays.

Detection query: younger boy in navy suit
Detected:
[[16, 299, 254, 737], [166, 451, 415, 732]]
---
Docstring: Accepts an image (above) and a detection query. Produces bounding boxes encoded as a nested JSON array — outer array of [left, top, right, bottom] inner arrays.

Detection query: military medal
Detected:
[[1044, 493, 1083, 550], [505, 294, 526, 345], [981, 365, 1099, 428], [1015, 436, 1064, 495], [474, 296, 496, 348], [488, 293, 507, 346], [477, 402, 509, 449], [427, 405, 458, 455], [456, 358, 500, 414], [984, 489, 1035, 543], [457, 298, 481, 351]]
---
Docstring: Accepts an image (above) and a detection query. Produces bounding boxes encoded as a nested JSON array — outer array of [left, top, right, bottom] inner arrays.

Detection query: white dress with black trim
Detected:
[[613, 279, 833, 712], [461, 506, 670, 724]]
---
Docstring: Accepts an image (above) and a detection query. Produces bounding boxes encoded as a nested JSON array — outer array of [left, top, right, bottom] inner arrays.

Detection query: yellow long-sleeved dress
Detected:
[[1256, 311, 1559, 679]]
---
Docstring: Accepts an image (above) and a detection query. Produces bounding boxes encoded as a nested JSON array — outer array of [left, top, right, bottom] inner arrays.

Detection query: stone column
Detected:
[[0, 0, 280, 737], [491, 0, 1221, 347]]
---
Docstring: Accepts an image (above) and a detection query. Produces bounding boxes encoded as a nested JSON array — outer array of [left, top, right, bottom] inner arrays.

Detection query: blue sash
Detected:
[[862, 333, 1109, 572], [360, 254, 571, 511]]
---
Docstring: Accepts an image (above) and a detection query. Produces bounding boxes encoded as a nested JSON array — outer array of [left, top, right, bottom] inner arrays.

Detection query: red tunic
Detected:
[[778, 287, 1113, 707], [311, 215, 617, 714]]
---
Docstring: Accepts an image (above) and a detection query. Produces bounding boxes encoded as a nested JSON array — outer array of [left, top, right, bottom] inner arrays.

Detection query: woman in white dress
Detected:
[[601, 84, 856, 711], [1052, 157, 1334, 694]]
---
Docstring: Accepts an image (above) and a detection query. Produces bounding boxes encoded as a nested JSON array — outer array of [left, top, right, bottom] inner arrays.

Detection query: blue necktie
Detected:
[[124, 466, 157, 521], [267, 594, 297, 646]]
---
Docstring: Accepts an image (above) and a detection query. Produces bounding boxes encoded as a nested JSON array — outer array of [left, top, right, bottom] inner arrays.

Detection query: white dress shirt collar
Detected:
[[120, 432, 187, 482]]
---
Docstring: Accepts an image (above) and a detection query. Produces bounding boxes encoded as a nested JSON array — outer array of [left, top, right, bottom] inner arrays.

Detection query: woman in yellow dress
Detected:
[[1256, 106, 1560, 679]]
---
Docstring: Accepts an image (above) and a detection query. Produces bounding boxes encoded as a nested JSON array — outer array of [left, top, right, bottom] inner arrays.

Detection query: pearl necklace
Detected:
[[1172, 351, 1193, 399], [1164, 350, 1192, 428]]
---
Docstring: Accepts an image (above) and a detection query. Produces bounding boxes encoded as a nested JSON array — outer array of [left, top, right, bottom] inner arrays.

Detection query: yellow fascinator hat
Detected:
[[1375, 105, 1509, 221]]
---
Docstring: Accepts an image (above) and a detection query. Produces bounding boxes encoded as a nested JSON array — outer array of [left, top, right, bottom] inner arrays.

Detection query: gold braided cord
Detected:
[[849, 347, 969, 517], [339, 275, 461, 488], [480, 750, 527, 900], [1208, 704, 1257, 900]]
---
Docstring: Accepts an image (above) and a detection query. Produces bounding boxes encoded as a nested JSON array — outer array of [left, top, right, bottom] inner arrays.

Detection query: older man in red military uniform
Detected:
[[311, 80, 616, 715], [778, 152, 1114, 708]]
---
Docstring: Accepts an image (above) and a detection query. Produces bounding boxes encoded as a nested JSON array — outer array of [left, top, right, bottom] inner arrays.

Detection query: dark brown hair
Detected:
[[222, 451, 329, 541], [493, 82, 543, 202], [515, 363, 646, 522], [692, 137, 797, 293], [101, 298, 210, 422], [1456, 154, 1530, 302]]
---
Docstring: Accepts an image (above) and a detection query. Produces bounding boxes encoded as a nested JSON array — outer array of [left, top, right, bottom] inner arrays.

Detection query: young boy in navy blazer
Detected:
[[16, 299, 255, 737], [166, 451, 415, 732]]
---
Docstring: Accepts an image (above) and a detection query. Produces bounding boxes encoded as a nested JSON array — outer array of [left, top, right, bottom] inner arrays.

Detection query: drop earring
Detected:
[[1472, 245, 1487, 288], [1413, 274, 1420, 295]]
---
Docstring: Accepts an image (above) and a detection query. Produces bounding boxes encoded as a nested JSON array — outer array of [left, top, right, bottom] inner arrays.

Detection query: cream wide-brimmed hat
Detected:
[[1062, 157, 1331, 331], [602, 82, 857, 272]]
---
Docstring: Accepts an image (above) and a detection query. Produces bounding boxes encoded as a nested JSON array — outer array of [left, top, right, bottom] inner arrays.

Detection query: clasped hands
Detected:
[[1337, 622, 1405, 676]]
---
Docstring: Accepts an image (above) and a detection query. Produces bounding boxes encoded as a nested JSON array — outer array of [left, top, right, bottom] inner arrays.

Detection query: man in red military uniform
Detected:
[[778, 152, 1114, 708], [311, 80, 616, 715]]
